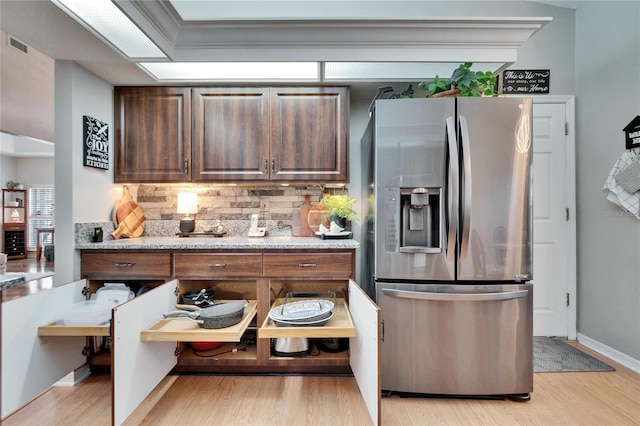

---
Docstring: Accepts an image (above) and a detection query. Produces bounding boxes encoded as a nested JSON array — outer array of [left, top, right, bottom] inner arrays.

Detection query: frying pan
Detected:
[[163, 300, 247, 329]]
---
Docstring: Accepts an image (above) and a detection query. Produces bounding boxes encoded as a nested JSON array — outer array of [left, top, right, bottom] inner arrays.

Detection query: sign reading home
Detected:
[[502, 69, 550, 94], [624, 116, 640, 149], [83, 115, 109, 170]]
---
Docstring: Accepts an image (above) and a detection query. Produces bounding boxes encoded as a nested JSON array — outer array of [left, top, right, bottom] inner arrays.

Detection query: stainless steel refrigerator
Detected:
[[366, 97, 534, 398]]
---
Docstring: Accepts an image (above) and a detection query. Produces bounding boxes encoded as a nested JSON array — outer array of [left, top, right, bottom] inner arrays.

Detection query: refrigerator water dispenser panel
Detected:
[[400, 187, 443, 253]]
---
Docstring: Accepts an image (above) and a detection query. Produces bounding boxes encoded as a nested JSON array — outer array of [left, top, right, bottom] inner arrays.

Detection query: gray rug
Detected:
[[534, 338, 615, 373]]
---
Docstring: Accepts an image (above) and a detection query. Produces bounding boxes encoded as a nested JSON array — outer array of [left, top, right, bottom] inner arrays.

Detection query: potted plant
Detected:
[[318, 194, 358, 228], [418, 62, 498, 97]]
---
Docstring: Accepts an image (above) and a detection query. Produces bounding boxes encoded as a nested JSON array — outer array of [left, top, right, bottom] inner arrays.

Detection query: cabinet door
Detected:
[[113, 279, 178, 425], [1, 280, 87, 419], [269, 87, 349, 182], [349, 279, 381, 426], [115, 87, 191, 182], [192, 87, 270, 182]]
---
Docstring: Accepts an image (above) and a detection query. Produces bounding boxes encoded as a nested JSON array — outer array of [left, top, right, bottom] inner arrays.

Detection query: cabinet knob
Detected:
[[298, 263, 317, 268], [263, 158, 268, 174], [114, 262, 134, 268], [208, 263, 226, 268]]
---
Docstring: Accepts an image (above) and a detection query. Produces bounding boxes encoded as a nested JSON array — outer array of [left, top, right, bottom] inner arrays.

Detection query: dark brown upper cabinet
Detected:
[[192, 86, 349, 184], [115, 86, 348, 184], [269, 87, 349, 183], [114, 87, 192, 183], [192, 87, 271, 182]]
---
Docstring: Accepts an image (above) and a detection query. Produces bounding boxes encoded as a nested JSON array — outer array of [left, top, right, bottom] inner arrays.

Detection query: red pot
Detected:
[[189, 341, 223, 351]]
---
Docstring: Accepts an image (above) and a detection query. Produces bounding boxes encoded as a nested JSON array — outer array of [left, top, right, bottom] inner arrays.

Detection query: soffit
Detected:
[[116, 1, 551, 64]]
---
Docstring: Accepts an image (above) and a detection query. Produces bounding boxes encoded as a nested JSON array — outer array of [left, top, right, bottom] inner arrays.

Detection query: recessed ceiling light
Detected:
[[51, 0, 165, 59], [138, 62, 320, 81]]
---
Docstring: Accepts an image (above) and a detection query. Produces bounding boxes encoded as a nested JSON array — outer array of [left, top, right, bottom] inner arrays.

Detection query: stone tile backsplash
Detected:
[[76, 184, 341, 241], [136, 184, 325, 222]]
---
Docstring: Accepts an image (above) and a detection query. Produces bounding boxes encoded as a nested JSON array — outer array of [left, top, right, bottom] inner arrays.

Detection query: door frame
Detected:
[[529, 95, 577, 339]]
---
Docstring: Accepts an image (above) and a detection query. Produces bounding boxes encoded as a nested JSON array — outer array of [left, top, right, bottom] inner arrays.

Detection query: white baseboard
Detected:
[[577, 333, 640, 374], [53, 364, 91, 387]]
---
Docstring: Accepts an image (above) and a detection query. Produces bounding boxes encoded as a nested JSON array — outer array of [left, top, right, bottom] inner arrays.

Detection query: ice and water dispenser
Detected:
[[399, 187, 443, 253], [382, 182, 445, 257]]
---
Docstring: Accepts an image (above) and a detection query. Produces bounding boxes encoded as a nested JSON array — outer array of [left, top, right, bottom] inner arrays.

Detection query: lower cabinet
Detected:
[[134, 279, 380, 426], [3, 276, 380, 425]]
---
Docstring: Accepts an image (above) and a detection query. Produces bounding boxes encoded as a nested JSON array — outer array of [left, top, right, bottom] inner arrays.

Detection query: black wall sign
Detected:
[[623, 116, 640, 149], [83, 115, 109, 170], [501, 69, 550, 94]]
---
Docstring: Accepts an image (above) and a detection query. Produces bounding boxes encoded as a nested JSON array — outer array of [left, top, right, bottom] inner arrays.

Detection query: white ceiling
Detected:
[[168, 0, 584, 20], [0, 1, 552, 87], [1, 1, 156, 86]]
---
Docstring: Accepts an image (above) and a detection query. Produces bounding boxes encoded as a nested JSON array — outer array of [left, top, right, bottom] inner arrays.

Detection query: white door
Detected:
[[532, 101, 572, 336]]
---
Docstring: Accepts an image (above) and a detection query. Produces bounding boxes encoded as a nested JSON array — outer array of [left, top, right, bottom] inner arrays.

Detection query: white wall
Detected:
[[0, 155, 17, 188], [574, 2, 640, 359], [15, 157, 54, 186], [54, 61, 118, 285]]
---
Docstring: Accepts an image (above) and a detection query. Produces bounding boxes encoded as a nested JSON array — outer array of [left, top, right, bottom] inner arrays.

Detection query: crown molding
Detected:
[[115, 1, 551, 63]]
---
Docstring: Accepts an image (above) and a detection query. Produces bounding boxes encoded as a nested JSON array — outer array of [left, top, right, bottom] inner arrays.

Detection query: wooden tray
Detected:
[[140, 300, 257, 342]]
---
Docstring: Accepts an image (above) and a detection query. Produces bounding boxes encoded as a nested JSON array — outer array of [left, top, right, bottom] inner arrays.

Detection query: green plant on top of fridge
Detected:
[[419, 62, 498, 97]]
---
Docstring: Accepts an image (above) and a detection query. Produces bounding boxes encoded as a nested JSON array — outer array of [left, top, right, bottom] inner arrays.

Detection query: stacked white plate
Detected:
[[59, 283, 134, 325], [269, 299, 334, 327]]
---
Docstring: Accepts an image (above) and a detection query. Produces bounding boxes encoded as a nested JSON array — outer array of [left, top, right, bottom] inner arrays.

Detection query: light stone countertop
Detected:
[[76, 235, 360, 250], [0, 272, 55, 291]]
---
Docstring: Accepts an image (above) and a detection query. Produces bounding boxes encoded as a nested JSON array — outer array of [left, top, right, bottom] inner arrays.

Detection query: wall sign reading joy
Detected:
[[83, 115, 109, 170]]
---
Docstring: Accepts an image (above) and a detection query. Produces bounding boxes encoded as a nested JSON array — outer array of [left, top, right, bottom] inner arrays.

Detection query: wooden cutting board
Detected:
[[299, 195, 315, 236], [112, 186, 146, 239], [306, 204, 328, 235]]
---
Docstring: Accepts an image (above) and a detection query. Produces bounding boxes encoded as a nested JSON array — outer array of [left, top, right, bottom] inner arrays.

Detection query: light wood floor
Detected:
[[4, 252, 54, 274], [4, 258, 639, 425], [4, 342, 639, 426]]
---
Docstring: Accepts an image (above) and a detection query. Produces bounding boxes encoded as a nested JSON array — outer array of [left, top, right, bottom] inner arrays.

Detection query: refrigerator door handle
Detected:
[[381, 288, 529, 302], [458, 115, 472, 260], [445, 116, 459, 261]]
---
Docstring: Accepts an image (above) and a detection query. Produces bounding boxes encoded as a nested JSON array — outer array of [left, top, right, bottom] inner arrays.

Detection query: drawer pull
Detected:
[[298, 263, 317, 268], [208, 263, 226, 268], [114, 262, 134, 268]]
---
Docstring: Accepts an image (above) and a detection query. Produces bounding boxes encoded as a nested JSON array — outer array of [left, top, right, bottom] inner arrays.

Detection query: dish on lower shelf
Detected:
[[273, 312, 334, 327], [269, 299, 334, 322]]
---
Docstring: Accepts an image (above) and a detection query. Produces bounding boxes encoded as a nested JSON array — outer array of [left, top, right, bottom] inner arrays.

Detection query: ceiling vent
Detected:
[[8, 36, 29, 54]]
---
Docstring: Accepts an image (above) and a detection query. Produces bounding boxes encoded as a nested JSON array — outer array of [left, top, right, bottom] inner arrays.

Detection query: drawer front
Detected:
[[263, 252, 353, 277], [174, 253, 263, 278], [82, 252, 171, 277]]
